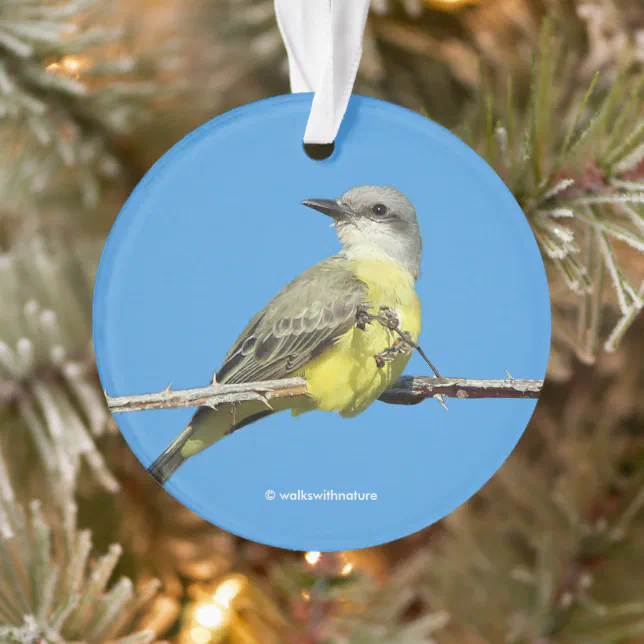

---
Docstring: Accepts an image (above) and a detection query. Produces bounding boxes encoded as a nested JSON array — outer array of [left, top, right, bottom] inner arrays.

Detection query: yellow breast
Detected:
[[294, 259, 421, 418]]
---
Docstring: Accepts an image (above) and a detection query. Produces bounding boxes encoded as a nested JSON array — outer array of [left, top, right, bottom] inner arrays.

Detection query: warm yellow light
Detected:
[[213, 576, 245, 608], [62, 57, 81, 73], [190, 626, 212, 644], [195, 603, 225, 628], [425, 0, 476, 8], [301, 589, 311, 601], [340, 562, 353, 576], [305, 551, 321, 566], [45, 55, 91, 79]]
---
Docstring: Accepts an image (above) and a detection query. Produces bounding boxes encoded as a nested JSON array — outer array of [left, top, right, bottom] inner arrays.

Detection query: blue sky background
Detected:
[[93, 94, 551, 551]]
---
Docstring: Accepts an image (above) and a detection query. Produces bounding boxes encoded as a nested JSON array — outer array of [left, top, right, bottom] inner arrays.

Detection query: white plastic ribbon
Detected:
[[275, 0, 371, 145]]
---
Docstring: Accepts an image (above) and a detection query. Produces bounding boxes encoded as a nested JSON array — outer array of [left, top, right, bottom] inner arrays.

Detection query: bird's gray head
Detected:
[[302, 185, 422, 280]]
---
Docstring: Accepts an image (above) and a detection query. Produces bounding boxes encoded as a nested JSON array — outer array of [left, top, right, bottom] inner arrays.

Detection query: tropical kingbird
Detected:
[[148, 185, 423, 485]]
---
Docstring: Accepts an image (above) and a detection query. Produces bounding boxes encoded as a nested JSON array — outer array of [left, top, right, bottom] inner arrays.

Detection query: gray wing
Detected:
[[217, 256, 369, 384]]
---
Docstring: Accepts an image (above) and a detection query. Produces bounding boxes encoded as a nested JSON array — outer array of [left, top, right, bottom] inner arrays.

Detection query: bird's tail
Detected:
[[147, 402, 279, 486], [147, 421, 197, 486]]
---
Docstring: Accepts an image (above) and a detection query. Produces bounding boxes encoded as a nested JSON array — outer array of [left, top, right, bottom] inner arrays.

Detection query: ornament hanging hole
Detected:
[[304, 141, 335, 160]]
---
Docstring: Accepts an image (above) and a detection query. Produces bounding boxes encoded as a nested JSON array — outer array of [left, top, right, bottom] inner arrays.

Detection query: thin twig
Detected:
[[378, 375, 543, 403], [408, 343, 443, 379], [106, 378, 308, 413], [106, 374, 543, 414]]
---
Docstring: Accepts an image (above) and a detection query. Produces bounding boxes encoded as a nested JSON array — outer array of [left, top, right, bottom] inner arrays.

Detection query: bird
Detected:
[[148, 185, 423, 485]]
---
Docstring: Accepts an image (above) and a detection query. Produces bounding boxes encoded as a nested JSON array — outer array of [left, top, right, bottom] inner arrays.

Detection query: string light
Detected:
[[340, 562, 353, 576], [45, 55, 92, 80], [182, 575, 248, 644], [304, 551, 321, 566], [213, 575, 245, 608], [195, 603, 225, 629], [304, 551, 355, 575]]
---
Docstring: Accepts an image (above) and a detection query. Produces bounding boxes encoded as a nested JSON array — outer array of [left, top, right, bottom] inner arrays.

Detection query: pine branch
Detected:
[[0, 237, 118, 502], [105, 374, 543, 414], [462, 24, 644, 367], [0, 0, 177, 213], [0, 465, 159, 643], [423, 322, 644, 644]]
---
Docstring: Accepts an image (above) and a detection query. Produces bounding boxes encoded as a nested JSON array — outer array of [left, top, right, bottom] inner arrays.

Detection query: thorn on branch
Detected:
[[434, 394, 449, 411], [253, 390, 274, 410]]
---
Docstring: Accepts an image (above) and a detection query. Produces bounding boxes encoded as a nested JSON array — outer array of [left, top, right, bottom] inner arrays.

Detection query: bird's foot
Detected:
[[374, 337, 414, 368], [356, 304, 406, 335], [356, 304, 417, 367], [378, 305, 402, 331], [375, 306, 418, 348], [356, 304, 376, 331]]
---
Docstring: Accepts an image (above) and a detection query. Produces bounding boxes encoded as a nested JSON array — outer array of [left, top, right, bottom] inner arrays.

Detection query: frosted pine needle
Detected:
[[459, 24, 644, 364], [0, 238, 118, 502], [0, 484, 159, 643]]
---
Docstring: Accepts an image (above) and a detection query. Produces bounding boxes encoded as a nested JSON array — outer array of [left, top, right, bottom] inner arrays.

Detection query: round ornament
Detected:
[[93, 93, 551, 551]]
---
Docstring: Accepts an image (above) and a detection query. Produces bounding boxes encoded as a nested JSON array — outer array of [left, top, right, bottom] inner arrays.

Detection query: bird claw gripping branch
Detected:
[[355, 305, 415, 368], [374, 337, 414, 368]]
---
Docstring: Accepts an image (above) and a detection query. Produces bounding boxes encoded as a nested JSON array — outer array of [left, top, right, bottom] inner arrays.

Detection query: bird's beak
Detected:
[[301, 198, 349, 220]]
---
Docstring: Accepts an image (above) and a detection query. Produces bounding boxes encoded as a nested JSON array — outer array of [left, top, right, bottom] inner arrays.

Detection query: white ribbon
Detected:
[[275, 0, 371, 145]]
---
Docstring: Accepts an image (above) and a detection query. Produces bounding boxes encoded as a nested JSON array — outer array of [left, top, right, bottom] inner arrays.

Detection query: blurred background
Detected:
[[1, 0, 644, 642]]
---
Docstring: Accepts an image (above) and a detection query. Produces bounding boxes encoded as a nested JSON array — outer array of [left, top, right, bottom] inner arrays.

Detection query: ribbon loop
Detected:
[[275, 0, 371, 145]]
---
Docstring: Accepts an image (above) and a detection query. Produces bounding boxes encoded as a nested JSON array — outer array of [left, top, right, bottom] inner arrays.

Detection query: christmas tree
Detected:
[[1, 0, 643, 642]]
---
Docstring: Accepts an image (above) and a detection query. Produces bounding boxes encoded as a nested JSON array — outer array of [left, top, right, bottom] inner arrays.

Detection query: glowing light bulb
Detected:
[[45, 55, 91, 79], [341, 562, 353, 576], [305, 551, 321, 566], [62, 56, 81, 73], [213, 576, 245, 608], [195, 603, 225, 628]]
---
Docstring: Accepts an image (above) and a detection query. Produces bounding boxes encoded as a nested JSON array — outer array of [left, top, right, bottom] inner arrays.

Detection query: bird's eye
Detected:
[[372, 203, 388, 216]]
